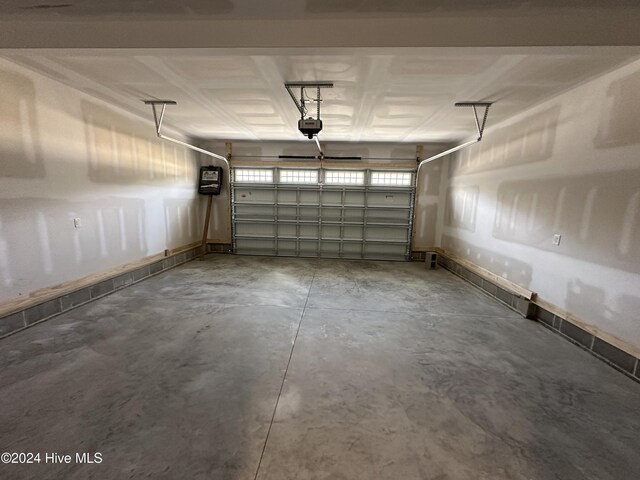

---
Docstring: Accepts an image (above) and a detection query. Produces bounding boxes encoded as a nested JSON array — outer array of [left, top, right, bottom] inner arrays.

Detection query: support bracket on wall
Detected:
[[454, 101, 492, 141], [410, 101, 493, 251], [143, 100, 230, 166], [419, 101, 492, 165]]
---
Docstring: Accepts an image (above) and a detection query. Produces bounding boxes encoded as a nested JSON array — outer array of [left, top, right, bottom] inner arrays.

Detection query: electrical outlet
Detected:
[[73, 217, 81, 229], [552, 234, 561, 246]]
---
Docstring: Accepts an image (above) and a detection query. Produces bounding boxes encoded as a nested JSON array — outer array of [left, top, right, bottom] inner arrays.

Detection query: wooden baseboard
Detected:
[[439, 249, 534, 300], [206, 238, 232, 244], [164, 241, 201, 256], [411, 246, 442, 253]]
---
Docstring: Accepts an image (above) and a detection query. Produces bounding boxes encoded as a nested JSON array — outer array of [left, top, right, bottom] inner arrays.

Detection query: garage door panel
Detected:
[[277, 206, 297, 218], [368, 208, 411, 221], [299, 206, 320, 217], [367, 215, 410, 225], [299, 240, 318, 254], [235, 189, 275, 203], [367, 191, 412, 207], [342, 243, 364, 257], [344, 226, 364, 240], [235, 223, 274, 236], [365, 226, 408, 241], [277, 240, 297, 251], [320, 242, 340, 256], [232, 167, 413, 260], [277, 190, 297, 203], [235, 204, 276, 217], [299, 225, 319, 238], [322, 207, 343, 219], [277, 224, 297, 236], [344, 208, 365, 220], [364, 244, 407, 260], [235, 238, 275, 254], [321, 225, 340, 239], [342, 191, 365, 205], [300, 191, 320, 203]]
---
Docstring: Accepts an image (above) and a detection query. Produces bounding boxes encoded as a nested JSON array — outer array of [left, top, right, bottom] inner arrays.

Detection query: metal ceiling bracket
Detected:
[[285, 82, 333, 146], [284, 81, 334, 118], [142, 100, 229, 164], [144, 100, 176, 136], [410, 101, 493, 251], [454, 101, 492, 141], [418, 101, 493, 165]]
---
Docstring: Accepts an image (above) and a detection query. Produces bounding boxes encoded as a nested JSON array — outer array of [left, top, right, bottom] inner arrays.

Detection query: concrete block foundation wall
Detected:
[[0, 245, 204, 339], [207, 242, 233, 254], [437, 253, 640, 383]]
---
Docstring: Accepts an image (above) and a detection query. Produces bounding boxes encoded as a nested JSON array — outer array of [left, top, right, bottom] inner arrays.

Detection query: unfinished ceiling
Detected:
[[1, 1, 639, 144], [4, 49, 637, 143]]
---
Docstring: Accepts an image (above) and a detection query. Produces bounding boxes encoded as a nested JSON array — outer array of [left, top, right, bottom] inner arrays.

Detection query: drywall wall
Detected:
[[0, 58, 206, 304], [441, 57, 640, 348], [199, 140, 445, 249], [414, 153, 447, 251]]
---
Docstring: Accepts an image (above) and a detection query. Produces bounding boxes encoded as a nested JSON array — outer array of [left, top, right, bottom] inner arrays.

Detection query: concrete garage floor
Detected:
[[1, 256, 639, 480]]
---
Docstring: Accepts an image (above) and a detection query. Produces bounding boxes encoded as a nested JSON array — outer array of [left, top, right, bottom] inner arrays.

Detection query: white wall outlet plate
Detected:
[[553, 234, 562, 246], [73, 217, 81, 228]]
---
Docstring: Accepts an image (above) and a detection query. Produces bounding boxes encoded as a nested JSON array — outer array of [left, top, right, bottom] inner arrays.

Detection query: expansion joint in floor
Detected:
[[253, 270, 316, 480]]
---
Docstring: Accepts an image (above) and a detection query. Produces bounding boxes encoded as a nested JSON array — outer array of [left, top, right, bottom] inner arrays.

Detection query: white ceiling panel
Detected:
[[53, 57, 162, 85], [1, 48, 638, 143]]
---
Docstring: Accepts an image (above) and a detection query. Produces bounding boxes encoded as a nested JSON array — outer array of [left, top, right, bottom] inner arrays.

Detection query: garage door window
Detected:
[[234, 169, 273, 183], [324, 170, 365, 185], [279, 169, 319, 184], [371, 171, 412, 186]]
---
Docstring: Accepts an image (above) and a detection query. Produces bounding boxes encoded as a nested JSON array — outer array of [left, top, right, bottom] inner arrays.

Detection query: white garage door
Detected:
[[231, 167, 415, 260]]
